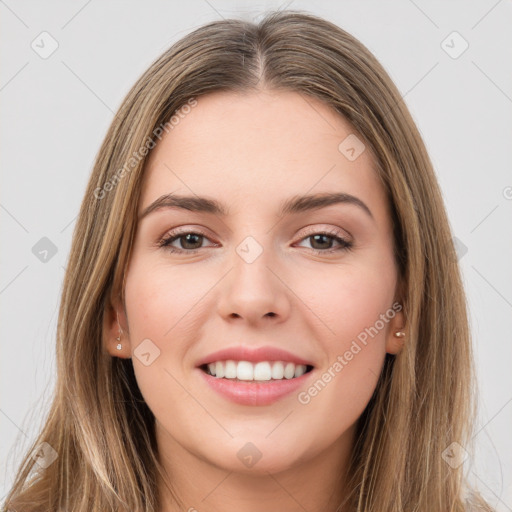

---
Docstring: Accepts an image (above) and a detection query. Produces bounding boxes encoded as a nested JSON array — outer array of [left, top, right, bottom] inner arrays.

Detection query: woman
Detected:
[[3, 10, 493, 512]]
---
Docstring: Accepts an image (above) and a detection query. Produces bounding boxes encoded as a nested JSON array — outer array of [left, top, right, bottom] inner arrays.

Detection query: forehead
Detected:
[[140, 90, 388, 220]]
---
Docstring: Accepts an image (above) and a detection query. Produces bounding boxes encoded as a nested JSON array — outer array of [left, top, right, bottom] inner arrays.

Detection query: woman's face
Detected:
[[108, 90, 405, 476]]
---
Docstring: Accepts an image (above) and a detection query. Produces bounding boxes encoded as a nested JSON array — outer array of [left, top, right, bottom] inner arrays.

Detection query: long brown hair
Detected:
[[3, 10, 492, 512]]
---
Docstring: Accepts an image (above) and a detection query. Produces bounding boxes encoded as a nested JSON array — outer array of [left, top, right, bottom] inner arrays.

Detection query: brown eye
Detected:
[[175, 233, 204, 250], [159, 231, 213, 253], [296, 231, 353, 254], [309, 234, 335, 250]]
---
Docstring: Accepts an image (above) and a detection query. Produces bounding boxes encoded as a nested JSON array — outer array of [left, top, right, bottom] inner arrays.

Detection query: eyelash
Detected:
[[158, 228, 353, 255]]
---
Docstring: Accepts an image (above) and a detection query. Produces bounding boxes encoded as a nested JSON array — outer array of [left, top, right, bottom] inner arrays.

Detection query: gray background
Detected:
[[1, 0, 511, 509]]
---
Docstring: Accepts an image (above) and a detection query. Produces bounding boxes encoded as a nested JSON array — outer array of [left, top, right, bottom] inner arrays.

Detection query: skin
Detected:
[[105, 90, 406, 512]]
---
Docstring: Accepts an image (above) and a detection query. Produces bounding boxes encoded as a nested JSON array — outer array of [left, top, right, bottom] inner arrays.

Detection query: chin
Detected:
[[206, 434, 308, 475]]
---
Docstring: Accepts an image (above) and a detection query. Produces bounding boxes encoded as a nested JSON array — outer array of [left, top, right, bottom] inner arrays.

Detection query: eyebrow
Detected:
[[138, 192, 374, 221]]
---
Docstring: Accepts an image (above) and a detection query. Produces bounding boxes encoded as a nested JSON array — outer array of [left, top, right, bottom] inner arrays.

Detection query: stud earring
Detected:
[[116, 333, 122, 350], [115, 312, 122, 350], [394, 331, 406, 338]]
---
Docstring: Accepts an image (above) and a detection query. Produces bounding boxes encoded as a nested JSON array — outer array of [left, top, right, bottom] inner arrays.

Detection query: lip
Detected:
[[195, 345, 314, 368], [196, 366, 315, 406]]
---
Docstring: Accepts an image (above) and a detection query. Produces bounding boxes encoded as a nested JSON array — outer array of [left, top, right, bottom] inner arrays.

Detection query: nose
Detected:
[[216, 239, 291, 327]]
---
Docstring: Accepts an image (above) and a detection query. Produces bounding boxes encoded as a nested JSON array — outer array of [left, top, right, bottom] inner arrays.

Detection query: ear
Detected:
[[385, 303, 406, 355], [103, 294, 132, 359]]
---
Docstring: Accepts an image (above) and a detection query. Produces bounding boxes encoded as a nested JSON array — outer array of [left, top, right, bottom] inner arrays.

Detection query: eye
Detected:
[[158, 230, 216, 254], [295, 230, 353, 254], [158, 228, 353, 255]]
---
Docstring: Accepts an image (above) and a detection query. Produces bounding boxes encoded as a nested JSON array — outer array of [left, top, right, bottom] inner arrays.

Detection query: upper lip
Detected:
[[195, 346, 315, 368]]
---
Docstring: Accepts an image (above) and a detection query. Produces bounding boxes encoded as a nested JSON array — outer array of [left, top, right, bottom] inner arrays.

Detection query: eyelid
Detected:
[[297, 224, 352, 241]]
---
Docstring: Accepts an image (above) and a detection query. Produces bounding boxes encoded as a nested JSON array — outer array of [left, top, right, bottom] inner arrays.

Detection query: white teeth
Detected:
[[294, 364, 307, 378], [271, 361, 284, 379], [215, 361, 225, 378], [224, 360, 237, 379], [284, 362, 295, 379], [204, 360, 310, 381], [253, 361, 272, 381], [237, 361, 253, 380]]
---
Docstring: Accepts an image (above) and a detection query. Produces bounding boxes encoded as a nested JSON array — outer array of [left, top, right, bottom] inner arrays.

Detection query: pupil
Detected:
[[312, 234, 331, 249], [182, 234, 202, 249]]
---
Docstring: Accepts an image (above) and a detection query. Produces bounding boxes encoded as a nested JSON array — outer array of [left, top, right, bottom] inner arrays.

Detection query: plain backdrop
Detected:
[[1, 0, 511, 509]]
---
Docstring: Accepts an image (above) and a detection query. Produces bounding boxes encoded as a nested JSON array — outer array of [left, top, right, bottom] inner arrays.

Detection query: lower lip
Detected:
[[197, 368, 314, 406]]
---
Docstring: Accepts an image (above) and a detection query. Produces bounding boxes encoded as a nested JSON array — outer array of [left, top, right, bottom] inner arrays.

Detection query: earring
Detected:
[[394, 331, 406, 338], [116, 332, 122, 350], [115, 312, 122, 350]]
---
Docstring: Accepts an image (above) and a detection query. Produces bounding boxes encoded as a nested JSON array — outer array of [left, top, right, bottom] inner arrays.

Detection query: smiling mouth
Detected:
[[199, 360, 314, 382]]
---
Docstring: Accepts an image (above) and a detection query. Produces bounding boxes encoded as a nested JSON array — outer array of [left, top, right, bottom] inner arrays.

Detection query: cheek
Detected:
[[292, 259, 395, 413], [296, 258, 397, 346], [124, 259, 212, 343], [122, 255, 227, 391], [294, 346, 384, 455], [122, 261, 210, 422]]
